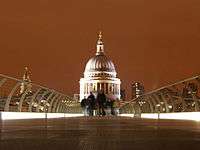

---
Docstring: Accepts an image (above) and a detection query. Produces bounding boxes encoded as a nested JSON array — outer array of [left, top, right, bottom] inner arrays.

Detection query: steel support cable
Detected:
[[4, 82, 21, 111]]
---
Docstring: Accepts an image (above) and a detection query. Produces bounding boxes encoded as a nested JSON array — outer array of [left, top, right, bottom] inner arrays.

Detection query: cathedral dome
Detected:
[[85, 54, 116, 73], [84, 32, 117, 78], [79, 32, 121, 101]]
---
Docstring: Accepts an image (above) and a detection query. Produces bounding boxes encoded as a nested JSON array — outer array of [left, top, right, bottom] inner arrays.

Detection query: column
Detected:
[[86, 83, 89, 94], [84, 83, 86, 95], [89, 83, 93, 93], [93, 83, 96, 91]]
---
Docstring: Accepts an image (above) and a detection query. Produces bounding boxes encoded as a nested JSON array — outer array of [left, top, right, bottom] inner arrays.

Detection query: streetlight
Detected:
[[156, 104, 161, 119], [41, 100, 50, 121], [168, 105, 172, 110]]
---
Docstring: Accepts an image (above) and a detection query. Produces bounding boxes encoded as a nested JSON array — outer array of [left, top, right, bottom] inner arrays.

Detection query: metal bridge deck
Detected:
[[1, 117, 200, 150]]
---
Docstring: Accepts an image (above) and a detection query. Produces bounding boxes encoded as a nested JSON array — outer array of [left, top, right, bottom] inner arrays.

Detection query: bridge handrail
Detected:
[[0, 73, 80, 113], [120, 74, 200, 108]]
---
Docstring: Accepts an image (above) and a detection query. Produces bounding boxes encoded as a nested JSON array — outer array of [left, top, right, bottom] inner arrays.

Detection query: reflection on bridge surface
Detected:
[[1, 117, 200, 150]]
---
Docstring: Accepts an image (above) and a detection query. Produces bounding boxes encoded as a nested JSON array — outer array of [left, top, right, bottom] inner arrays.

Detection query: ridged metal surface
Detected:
[[120, 74, 200, 114], [0, 74, 81, 113]]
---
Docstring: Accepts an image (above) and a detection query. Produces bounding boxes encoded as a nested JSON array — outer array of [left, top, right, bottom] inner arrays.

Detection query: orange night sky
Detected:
[[0, 0, 200, 99]]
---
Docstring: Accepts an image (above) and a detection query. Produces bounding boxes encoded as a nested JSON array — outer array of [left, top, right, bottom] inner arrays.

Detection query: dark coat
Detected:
[[87, 94, 96, 109], [80, 98, 87, 108], [97, 93, 106, 106]]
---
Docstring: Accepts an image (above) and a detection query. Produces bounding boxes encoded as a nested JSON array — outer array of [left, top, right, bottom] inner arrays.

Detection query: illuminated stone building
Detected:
[[131, 82, 145, 99], [120, 89, 126, 100], [19, 67, 32, 95], [79, 32, 121, 101]]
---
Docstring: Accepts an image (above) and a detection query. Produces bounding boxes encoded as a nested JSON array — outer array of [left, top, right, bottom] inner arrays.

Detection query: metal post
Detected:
[[0, 111, 2, 140], [156, 104, 161, 119], [4, 82, 21, 111], [44, 102, 48, 135]]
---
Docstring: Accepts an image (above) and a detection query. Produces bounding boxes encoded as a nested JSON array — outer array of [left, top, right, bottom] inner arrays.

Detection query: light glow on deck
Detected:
[[121, 112, 200, 121], [1, 112, 200, 121], [0, 112, 84, 120]]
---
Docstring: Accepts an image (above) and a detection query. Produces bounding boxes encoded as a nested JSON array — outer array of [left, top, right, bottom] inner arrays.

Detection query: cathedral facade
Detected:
[[79, 32, 121, 101]]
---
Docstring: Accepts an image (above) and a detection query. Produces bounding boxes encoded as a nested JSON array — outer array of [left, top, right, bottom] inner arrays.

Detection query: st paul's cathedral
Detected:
[[79, 32, 121, 101]]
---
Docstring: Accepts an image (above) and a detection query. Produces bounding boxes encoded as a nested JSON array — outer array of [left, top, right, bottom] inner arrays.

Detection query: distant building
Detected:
[[79, 32, 121, 101], [19, 67, 32, 95], [120, 89, 126, 100], [73, 94, 80, 101], [131, 82, 145, 99], [182, 82, 198, 98]]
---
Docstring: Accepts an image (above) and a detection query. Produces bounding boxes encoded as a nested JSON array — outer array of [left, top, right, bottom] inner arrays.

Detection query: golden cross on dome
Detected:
[[25, 66, 28, 71]]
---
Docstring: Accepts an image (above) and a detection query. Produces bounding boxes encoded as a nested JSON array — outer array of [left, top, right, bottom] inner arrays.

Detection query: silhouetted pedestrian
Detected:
[[85, 98, 90, 116], [97, 91, 106, 116], [110, 100, 115, 115], [87, 92, 96, 116], [80, 98, 87, 116]]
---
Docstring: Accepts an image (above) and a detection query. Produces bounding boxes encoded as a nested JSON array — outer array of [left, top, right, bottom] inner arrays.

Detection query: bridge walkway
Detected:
[[1, 117, 200, 150]]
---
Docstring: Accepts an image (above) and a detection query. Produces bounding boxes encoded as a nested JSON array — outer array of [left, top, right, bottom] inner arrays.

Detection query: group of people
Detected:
[[80, 91, 116, 116]]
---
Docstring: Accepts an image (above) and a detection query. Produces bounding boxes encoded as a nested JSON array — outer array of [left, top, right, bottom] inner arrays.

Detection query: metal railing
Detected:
[[0, 74, 81, 113], [120, 74, 200, 115]]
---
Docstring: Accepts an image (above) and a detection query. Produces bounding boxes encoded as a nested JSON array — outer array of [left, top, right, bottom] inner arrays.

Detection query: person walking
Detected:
[[87, 92, 96, 116], [80, 98, 87, 116], [96, 90, 106, 116], [85, 98, 90, 116], [110, 100, 115, 115]]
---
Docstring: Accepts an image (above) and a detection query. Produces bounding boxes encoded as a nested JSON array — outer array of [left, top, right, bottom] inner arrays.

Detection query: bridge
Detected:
[[1, 73, 200, 150], [1, 72, 200, 116]]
